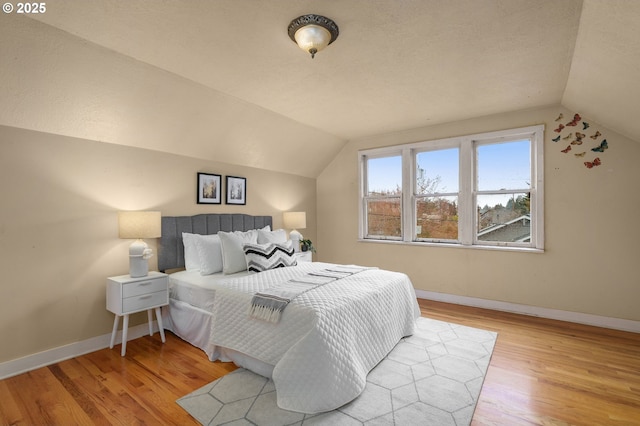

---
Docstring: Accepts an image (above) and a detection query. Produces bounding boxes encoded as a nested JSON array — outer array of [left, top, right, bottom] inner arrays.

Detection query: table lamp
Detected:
[[283, 211, 306, 253], [118, 211, 161, 277]]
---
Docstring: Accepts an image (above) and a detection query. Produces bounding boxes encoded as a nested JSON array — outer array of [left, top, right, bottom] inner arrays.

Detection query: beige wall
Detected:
[[1, 103, 638, 366], [317, 105, 640, 322], [0, 125, 316, 364]]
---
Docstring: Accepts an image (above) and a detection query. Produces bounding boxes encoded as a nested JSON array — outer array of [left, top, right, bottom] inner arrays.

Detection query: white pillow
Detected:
[[193, 234, 223, 275], [219, 230, 259, 274], [182, 232, 200, 271], [257, 228, 287, 244]]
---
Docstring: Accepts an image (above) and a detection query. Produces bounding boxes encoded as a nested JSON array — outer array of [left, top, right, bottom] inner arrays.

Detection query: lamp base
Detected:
[[129, 239, 150, 278], [129, 258, 149, 278], [289, 229, 303, 253]]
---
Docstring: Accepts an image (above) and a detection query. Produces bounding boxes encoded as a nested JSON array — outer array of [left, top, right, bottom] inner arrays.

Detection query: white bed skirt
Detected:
[[161, 299, 275, 378]]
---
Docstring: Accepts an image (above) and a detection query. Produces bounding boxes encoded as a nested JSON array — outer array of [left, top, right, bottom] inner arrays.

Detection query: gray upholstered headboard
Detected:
[[158, 213, 272, 272]]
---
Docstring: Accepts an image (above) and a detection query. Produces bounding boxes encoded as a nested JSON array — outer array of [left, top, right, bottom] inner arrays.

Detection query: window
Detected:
[[362, 155, 402, 239], [359, 125, 544, 250], [415, 148, 459, 242], [476, 140, 532, 245]]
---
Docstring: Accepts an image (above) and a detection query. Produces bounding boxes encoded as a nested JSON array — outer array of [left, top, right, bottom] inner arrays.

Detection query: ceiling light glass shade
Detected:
[[288, 14, 339, 59], [294, 25, 331, 58]]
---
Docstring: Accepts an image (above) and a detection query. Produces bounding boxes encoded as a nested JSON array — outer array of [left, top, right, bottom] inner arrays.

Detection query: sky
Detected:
[[367, 139, 531, 207]]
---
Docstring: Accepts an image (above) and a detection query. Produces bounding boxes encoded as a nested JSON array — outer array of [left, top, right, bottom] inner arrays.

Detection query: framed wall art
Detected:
[[197, 173, 222, 204], [226, 176, 246, 205]]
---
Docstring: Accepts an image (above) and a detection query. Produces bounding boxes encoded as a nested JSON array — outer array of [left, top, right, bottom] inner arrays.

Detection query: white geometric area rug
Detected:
[[177, 317, 497, 426]]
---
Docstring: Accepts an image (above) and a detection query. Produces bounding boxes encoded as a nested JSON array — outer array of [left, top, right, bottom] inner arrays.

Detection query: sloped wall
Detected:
[[0, 126, 316, 364], [317, 105, 640, 322]]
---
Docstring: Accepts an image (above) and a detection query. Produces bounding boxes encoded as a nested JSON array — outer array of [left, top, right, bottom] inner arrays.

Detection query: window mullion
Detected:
[[359, 155, 367, 239], [458, 141, 473, 245], [402, 148, 413, 242]]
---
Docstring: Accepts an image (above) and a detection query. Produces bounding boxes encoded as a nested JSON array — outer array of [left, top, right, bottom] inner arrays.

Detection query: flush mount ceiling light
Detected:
[[288, 14, 339, 59]]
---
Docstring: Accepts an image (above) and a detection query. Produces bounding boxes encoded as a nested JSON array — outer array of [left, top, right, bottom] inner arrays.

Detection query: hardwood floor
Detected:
[[419, 300, 640, 426], [1, 300, 639, 425], [0, 334, 237, 425]]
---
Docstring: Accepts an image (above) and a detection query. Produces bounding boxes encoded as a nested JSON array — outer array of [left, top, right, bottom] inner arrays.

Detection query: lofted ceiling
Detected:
[[2, 0, 639, 178]]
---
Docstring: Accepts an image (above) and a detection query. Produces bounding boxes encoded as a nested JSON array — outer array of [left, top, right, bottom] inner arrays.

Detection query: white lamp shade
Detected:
[[294, 25, 331, 55], [283, 211, 306, 230], [118, 211, 161, 239]]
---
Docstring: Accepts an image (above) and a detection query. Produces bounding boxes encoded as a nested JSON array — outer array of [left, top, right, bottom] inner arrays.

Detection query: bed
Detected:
[[159, 213, 420, 413]]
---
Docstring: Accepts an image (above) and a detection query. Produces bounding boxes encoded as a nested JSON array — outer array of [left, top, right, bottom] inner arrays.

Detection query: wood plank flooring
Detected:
[[1, 300, 639, 425], [420, 300, 640, 426]]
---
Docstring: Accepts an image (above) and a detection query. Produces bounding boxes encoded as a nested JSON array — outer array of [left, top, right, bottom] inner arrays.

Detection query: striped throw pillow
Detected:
[[243, 241, 297, 273]]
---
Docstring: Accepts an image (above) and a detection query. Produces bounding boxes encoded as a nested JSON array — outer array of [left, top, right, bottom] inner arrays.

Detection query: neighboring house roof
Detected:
[[477, 215, 531, 243]]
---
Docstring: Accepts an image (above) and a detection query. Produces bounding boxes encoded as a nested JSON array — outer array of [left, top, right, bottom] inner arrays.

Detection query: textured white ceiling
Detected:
[[3, 0, 639, 177]]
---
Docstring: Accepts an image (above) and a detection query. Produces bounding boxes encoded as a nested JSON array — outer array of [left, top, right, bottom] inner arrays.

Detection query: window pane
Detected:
[[416, 196, 458, 240], [366, 198, 401, 237], [416, 148, 459, 194], [367, 156, 402, 196], [477, 193, 531, 242], [477, 140, 530, 191]]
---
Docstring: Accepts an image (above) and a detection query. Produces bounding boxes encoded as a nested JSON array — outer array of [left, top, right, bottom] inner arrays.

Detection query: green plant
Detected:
[[299, 239, 316, 253]]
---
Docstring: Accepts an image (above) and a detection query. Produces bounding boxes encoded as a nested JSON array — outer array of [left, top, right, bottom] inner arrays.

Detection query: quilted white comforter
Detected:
[[208, 262, 420, 413]]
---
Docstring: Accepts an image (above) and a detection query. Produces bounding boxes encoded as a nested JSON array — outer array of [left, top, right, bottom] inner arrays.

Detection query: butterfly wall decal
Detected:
[[566, 113, 581, 126], [571, 132, 586, 145], [584, 157, 601, 168], [591, 140, 608, 152], [553, 113, 610, 168]]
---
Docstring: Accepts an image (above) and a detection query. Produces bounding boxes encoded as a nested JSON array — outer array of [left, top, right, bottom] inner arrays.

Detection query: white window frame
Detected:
[[359, 150, 404, 240], [358, 125, 544, 251], [413, 145, 461, 244]]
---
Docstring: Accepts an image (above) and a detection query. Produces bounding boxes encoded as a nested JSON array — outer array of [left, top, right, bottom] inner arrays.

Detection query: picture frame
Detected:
[[197, 173, 222, 204], [226, 176, 246, 205]]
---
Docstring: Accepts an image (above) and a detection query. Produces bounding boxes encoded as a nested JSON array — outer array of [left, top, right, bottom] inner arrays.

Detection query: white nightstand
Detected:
[[106, 271, 169, 356], [294, 251, 313, 263]]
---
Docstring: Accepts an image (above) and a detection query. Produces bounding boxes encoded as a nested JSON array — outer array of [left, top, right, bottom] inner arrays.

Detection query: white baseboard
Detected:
[[0, 321, 161, 380], [416, 289, 640, 333]]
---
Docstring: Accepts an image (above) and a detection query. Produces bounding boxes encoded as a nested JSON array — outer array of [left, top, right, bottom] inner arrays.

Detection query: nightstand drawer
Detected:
[[122, 290, 168, 313], [294, 251, 312, 263], [122, 277, 167, 298]]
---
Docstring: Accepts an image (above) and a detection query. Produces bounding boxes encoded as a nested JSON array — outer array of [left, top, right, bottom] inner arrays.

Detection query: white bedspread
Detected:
[[207, 262, 420, 413], [168, 269, 250, 311]]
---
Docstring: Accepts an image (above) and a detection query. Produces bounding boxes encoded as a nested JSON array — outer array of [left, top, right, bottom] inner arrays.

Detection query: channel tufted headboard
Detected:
[[158, 213, 272, 272]]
